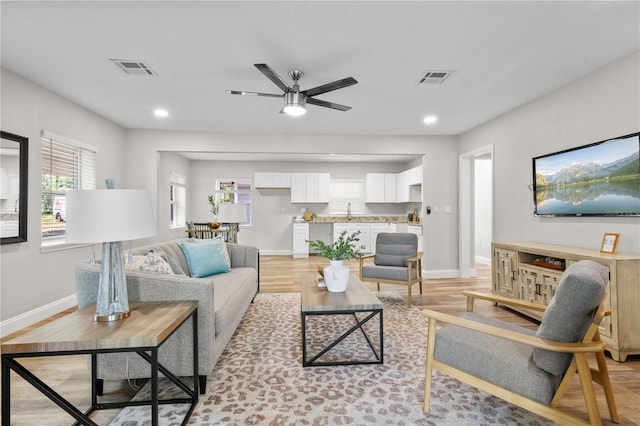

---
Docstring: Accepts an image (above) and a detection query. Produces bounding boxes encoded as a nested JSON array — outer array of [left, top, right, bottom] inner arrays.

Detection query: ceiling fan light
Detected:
[[283, 91, 307, 116], [283, 104, 306, 116]]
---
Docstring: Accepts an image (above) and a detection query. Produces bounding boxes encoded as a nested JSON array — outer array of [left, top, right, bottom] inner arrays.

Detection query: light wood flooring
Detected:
[[1, 255, 638, 425]]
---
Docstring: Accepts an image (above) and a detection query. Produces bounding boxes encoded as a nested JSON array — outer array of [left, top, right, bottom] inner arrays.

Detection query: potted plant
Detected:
[[307, 230, 365, 292], [207, 195, 221, 229]]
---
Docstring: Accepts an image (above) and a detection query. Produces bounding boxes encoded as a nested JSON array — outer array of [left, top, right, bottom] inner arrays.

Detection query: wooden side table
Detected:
[[1, 301, 198, 426]]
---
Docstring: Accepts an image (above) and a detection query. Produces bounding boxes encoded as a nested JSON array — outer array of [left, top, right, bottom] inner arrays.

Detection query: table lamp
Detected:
[[217, 203, 247, 243], [66, 181, 155, 321]]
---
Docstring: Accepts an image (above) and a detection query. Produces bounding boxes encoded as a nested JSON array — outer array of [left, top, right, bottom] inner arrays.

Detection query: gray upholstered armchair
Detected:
[[421, 260, 618, 425], [359, 232, 423, 308]]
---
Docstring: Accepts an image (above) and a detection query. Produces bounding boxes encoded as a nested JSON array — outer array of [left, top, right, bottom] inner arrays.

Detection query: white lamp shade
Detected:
[[66, 189, 156, 243], [217, 203, 247, 223]]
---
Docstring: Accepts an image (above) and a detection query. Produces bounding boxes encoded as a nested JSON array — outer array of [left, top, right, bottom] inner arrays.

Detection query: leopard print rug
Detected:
[[110, 292, 554, 425]]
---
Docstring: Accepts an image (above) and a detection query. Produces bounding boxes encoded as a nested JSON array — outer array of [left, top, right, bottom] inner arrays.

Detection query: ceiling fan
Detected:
[[226, 63, 357, 116]]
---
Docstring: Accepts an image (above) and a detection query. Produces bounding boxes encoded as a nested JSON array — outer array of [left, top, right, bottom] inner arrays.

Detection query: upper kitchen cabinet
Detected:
[[291, 173, 330, 203], [365, 173, 396, 203], [397, 166, 423, 203], [254, 172, 291, 188]]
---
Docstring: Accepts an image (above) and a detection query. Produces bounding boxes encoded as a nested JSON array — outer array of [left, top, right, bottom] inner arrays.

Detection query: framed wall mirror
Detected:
[[1, 131, 28, 244]]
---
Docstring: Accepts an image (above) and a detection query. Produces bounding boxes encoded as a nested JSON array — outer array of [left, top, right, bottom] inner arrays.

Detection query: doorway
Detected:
[[459, 145, 493, 278]]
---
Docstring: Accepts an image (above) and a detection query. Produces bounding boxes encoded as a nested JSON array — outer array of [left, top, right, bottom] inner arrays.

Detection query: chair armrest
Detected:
[[462, 290, 547, 313], [359, 254, 375, 266], [406, 251, 424, 262], [420, 309, 605, 353]]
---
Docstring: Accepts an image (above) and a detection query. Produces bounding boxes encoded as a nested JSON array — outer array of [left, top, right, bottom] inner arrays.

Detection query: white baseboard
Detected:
[[0, 294, 77, 338], [475, 255, 491, 265]]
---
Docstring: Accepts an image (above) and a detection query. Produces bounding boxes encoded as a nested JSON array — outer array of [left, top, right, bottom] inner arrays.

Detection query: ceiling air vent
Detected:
[[110, 59, 157, 76], [417, 70, 456, 84]]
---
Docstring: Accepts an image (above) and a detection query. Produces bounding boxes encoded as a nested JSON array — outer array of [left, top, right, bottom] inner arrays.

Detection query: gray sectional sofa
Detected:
[[75, 238, 259, 393]]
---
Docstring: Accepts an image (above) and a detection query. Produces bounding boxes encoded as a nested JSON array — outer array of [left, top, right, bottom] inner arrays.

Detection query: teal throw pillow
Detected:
[[179, 239, 230, 278]]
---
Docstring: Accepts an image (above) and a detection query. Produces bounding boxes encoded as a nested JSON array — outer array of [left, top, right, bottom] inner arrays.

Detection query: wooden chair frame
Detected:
[[186, 222, 228, 240], [422, 291, 619, 425], [359, 251, 423, 308]]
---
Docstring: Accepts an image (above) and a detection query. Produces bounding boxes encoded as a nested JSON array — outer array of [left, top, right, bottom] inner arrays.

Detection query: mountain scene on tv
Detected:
[[535, 136, 640, 216]]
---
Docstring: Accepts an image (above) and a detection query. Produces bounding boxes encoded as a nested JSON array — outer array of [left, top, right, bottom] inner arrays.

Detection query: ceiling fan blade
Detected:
[[254, 63, 290, 93], [302, 77, 357, 97], [306, 97, 352, 111], [226, 90, 282, 98]]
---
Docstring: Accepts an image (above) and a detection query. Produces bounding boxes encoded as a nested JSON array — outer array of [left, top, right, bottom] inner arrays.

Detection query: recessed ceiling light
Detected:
[[154, 109, 169, 118], [423, 115, 438, 125]]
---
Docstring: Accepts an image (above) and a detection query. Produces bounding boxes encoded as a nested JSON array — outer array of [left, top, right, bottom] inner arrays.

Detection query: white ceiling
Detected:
[[1, 1, 639, 141]]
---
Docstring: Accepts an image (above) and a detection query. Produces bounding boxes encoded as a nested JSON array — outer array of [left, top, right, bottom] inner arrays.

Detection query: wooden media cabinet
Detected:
[[492, 241, 640, 362]]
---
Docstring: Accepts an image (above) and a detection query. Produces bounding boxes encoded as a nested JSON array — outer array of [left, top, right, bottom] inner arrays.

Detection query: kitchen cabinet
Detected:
[[254, 172, 291, 188], [365, 173, 396, 203], [291, 173, 330, 203], [407, 224, 423, 251], [408, 165, 423, 185], [397, 166, 423, 203], [396, 171, 410, 202], [492, 241, 640, 362], [370, 223, 389, 251], [333, 223, 372, 253], [292, 223, 309, 258]]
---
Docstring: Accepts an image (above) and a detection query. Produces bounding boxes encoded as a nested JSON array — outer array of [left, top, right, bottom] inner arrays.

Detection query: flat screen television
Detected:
[[532, 132, 640, 217]]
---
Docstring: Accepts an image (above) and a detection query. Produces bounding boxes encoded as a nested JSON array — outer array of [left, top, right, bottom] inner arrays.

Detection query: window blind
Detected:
[[330, 179, 364, 215], [41, 132, 96, 244]]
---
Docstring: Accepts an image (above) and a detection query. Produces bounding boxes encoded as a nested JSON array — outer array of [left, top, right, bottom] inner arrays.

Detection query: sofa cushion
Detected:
[[361, 265, 418, 281], [179, 239, 230, 278], [212, 267, 258, 336], [532, 260, 607, 376]]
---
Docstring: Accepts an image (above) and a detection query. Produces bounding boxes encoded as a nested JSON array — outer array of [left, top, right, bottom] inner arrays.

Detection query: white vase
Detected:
[[323, 260, 350, 292]]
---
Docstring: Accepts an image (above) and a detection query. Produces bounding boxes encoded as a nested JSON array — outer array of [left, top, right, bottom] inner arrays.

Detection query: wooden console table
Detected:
[[2, 301, 199, 426], [492, 241, 640, 362]]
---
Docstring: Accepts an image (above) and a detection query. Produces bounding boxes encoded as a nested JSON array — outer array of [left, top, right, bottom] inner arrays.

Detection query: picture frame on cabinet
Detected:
[[600, 233, 619, 254]]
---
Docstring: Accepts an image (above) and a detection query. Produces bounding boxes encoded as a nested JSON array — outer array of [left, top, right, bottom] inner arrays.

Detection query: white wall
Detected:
[[474, 158, 492, 262], [123, 130, 460, 271], [0, 68, 126, 329], [459, 53, 640, 255]]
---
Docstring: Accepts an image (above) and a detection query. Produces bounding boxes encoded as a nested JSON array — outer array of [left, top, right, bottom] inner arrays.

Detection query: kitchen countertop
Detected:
[[295, 216, 421, 224]]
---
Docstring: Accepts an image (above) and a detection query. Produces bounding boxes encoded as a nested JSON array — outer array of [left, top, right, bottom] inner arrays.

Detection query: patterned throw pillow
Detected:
[[155, 249, 185, 275], [141, 250, 175, 274], [125, 255, 147, 271], [125, 251, 175, 275], [214, 237, 232, 269]]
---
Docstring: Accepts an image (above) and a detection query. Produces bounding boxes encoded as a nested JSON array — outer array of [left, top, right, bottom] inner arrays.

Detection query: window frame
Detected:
[[169, 172, 186, 230], [213, 178, 252, 226], [40, 131, 97, 249]]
